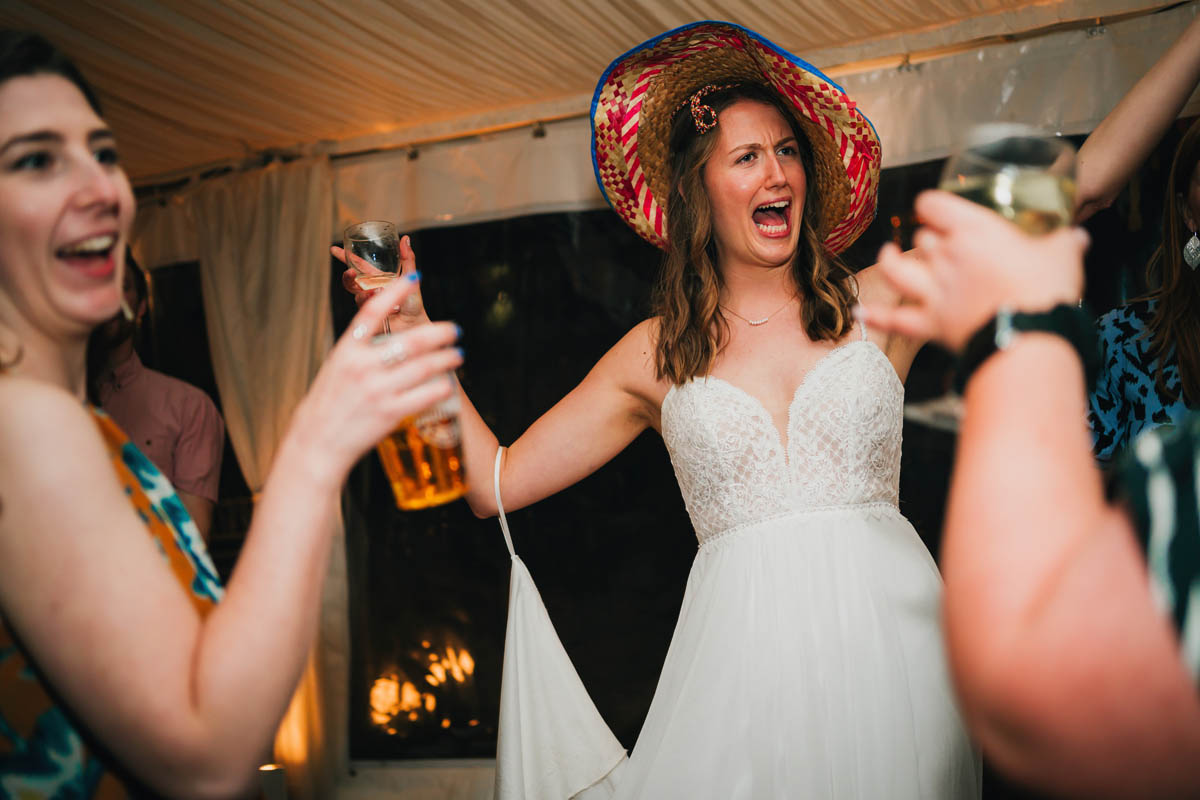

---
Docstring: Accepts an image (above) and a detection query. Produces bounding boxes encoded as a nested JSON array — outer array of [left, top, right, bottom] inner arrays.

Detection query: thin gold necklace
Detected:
[[720, 299, 792, 326]]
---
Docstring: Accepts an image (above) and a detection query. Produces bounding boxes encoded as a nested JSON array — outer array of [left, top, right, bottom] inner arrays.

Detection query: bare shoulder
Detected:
[[595, 317, 671, 414], [854, 263, 926, 376], [0, 379, 98, 450], [0, 380, 115, 518], [854, 263, 902, 309]]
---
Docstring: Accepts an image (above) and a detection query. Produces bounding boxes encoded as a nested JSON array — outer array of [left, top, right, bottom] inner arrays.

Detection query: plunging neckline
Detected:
[[662, 338, 900, 467]]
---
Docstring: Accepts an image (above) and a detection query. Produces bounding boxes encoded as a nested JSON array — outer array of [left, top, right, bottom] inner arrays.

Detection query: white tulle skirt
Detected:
[[607, 503, 980, 799], [496, 502, 980, 800]]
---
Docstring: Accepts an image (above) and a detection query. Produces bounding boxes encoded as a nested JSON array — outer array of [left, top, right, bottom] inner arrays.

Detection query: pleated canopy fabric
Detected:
[[0, 0, 1175, 185]]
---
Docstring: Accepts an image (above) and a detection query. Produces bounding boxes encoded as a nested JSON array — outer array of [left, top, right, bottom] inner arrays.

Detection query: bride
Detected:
[[342, 21, 979, 799]]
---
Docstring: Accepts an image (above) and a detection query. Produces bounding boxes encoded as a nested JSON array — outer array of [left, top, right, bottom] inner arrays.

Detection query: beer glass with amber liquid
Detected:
[[346, 220, 468, 509], [375, 371, 468, 510]]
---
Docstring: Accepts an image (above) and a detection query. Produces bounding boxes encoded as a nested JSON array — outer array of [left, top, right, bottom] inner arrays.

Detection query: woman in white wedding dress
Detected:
[[342, 21, 980, 799]]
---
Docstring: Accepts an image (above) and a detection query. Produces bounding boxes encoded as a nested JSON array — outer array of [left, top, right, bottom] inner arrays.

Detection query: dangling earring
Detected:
[[1185, 230, 1200, 270]]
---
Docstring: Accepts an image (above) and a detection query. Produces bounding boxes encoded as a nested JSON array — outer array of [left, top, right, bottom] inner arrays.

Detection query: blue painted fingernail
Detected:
[[453, 323, 463, 338], [407, 271, 421, 282], [454, 347, 464, 359]]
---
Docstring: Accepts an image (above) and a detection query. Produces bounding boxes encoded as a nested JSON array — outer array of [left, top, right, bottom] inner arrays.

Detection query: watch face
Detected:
[[994, 308, 1017, 349]]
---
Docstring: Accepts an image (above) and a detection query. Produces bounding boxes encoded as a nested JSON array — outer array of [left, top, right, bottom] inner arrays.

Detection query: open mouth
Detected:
[[752, 200, 791, 235], [56, 233, 118, 277]]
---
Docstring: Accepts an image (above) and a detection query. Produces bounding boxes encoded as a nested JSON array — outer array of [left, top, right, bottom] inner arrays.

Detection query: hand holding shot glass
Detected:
[[343, 220, 425, 333], [343, 219, 468, 509]]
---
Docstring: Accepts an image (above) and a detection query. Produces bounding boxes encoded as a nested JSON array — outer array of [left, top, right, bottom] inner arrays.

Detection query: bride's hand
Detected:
[[332, 233, 430, 327]]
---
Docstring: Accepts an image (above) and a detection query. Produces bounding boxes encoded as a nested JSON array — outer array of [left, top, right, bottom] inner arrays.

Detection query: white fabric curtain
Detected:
[[189, 157, 347, 799]]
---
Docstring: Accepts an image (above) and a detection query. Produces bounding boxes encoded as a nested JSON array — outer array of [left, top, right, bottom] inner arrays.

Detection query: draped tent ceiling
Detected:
[[0, 0, 1184, 186]]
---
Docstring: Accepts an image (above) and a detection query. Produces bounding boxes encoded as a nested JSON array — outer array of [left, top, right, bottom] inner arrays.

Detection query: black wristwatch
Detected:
[[954, 303, 1100, 394]]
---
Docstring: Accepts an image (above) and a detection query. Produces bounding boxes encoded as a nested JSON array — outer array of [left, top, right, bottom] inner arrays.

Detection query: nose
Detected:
[[764, 151, 787, 188], [70, 153, 123, 216]]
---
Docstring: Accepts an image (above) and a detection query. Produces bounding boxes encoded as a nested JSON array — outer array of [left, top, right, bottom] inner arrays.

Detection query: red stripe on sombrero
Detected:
[[621, 111, 642, 136], [654, 205, 664, 237]]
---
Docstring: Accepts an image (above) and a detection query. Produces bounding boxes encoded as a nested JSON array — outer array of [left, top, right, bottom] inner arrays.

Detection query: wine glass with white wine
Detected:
[[903, 124, 1077, 432]]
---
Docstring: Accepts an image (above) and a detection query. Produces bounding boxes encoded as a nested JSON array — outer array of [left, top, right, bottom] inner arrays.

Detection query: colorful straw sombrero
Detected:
[[591, 21, 881, 254]]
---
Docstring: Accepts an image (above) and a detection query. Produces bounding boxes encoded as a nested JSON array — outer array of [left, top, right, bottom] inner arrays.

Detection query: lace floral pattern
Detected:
[[662, 341, 904, 544]]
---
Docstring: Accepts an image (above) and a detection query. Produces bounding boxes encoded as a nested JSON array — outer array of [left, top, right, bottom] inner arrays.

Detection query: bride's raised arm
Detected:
[[456, 318, 665, 517], [335, 238, 665, 518]]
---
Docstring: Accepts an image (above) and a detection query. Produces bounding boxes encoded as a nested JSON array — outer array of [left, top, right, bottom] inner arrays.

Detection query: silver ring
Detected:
[[373, 334, 408, 366], [351, 324, 368, 341]]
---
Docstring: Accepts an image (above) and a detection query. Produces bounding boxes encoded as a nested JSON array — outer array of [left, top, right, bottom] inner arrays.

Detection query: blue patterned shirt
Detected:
[[1089, 300, 1193, 465]]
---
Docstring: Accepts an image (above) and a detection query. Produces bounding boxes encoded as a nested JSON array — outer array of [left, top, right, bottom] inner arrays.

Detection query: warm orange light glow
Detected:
[[369, 639, 480, 733], [399, 681, 422, 711], [259, 764, 283, 772], [370, 674, 403, 726]]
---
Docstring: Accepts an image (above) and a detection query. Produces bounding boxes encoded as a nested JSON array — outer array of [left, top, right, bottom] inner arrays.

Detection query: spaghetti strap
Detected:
[[495, 446, 516, 558], [859, 316, 868, 341]]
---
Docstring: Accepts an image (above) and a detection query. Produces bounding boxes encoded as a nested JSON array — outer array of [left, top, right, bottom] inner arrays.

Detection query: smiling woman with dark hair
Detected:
[[0, 31, 463, 798]]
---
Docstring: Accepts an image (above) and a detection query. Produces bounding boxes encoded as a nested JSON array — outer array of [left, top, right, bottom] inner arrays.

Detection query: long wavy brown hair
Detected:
[[653, 83, 857, 385], [1139, 117, 1200, 406]]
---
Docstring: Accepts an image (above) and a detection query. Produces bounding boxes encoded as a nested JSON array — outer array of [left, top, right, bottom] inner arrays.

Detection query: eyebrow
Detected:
[[726, 135, 799, 157], [0, 127, 114, 157]]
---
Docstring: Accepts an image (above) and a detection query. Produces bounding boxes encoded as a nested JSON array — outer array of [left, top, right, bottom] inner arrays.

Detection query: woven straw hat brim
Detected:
[[591, 21, 881, 254]]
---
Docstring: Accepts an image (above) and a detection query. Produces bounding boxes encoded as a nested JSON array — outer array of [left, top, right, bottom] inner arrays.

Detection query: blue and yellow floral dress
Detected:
[[0, 407, 224, 798]]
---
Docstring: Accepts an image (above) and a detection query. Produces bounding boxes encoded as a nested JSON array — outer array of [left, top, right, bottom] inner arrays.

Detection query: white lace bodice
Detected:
[[660, 339, 904, 543]]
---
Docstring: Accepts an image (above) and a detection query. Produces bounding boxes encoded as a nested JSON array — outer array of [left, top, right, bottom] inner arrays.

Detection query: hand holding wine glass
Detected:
[[900, 125, 1080, 430], [337, 222, 427, 331], [866, 192, 1089, 352]]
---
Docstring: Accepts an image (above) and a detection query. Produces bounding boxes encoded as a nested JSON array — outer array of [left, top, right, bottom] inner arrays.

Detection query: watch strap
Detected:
[[954, 303, 1100, 394]]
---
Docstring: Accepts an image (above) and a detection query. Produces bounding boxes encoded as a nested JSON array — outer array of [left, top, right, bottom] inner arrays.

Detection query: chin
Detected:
[[70, 291, 123, 331]]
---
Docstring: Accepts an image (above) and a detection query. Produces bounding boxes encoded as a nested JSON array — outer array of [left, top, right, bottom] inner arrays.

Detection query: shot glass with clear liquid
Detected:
[[344, 220, 401, 334]]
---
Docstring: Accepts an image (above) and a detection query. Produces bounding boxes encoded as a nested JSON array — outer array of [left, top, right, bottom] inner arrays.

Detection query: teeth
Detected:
[[61, 234, 116, 256], [756, 200, 789, 211], [756, 222, 788, 234]]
